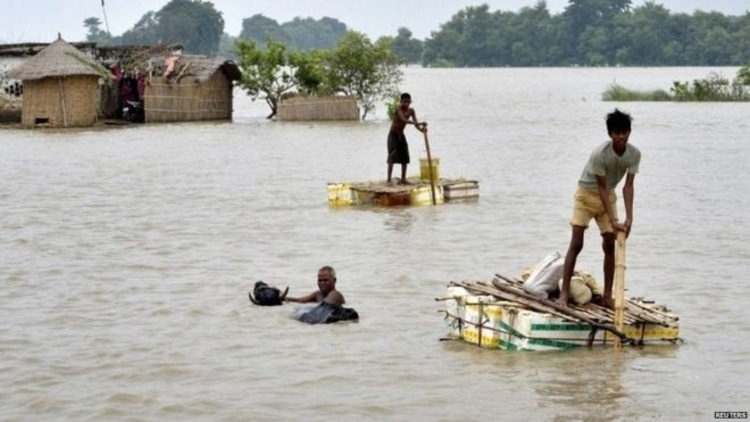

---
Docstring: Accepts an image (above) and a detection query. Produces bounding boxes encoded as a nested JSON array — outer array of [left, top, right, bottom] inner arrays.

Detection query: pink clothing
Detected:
[[164, 56, 179, 77]]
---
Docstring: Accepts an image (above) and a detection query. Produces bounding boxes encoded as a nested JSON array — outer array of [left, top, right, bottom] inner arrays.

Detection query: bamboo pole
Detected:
[[58, 78, 68, 127], [101, 0, 111, 36], [614, 231, 627, 350], [423, 130, 437, 205]]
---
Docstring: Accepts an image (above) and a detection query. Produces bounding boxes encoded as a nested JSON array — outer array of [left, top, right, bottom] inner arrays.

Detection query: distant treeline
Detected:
[[84, 0, 750, 67]]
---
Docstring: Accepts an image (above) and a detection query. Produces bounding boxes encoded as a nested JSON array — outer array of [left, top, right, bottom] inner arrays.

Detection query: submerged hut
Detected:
[[7, 36, 108, 128], [144, 54, 241, 123], [278, 95, 359, 121]]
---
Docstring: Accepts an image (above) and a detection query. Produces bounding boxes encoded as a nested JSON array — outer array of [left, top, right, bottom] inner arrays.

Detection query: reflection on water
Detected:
[[539, 350, 630, 420], [1, 67, 749, 421], [379, 208, 418, 233]]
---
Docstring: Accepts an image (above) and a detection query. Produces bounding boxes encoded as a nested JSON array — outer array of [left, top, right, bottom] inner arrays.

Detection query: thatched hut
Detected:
[[7, 36, 108, 128], [144, 55, 241, 123]]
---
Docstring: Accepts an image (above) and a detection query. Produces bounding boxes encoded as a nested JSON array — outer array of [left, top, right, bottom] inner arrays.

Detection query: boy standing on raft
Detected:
[[387, 93, 427, 185], [559, 109, 641, 309]]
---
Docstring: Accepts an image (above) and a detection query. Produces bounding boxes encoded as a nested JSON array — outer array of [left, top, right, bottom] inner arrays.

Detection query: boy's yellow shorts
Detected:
[[570, 186, 617, 234]]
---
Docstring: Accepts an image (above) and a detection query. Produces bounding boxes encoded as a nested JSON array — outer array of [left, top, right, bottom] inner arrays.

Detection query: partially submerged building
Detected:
[[144, 54, 241, 123], [2, 38, 242, 126], [7, 36, 108, 127], [278, 95, 359, 121]]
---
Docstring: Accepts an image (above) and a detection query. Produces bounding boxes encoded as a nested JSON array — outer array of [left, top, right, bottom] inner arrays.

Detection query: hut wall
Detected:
[[145, 72, 233, 123], [278, 96, 359, 121], [20, 76, 99, 127]]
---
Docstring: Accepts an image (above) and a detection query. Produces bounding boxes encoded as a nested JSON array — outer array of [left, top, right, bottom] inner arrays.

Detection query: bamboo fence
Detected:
[[145, 71, 233, 123], [278, 95, 359, 121]]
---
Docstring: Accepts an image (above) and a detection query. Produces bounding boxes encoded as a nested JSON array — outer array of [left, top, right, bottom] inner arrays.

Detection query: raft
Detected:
[[439, 274, 680, 351], [327, 178, 479, 207]]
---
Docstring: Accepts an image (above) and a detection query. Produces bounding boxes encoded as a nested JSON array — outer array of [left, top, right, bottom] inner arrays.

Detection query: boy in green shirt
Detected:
[[559, 109, 641, 309]]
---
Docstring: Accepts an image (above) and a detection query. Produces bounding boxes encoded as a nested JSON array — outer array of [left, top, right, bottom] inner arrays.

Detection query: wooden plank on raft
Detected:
[[484, 279, 625, 329], [453, 280, 633, 343], [488, 275, 631, 324], [453, 281, 576, 322], [627, 300, 679, 324], [493, 272, 675, 327]]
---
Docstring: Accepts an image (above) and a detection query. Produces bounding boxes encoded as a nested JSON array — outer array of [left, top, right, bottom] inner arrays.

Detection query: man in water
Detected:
[[285, 266, 345, 306]]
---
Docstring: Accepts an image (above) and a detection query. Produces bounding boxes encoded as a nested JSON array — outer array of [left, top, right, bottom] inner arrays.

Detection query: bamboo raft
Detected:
[[439, 274, 680, 351], [327, 177, 479, 207]]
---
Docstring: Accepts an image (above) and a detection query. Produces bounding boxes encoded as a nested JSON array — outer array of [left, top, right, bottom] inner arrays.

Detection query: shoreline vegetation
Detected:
[[603, 65, 750, 102]]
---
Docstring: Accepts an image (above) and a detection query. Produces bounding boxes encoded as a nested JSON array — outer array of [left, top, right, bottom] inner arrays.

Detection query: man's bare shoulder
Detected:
[[325, 290, 345, 305]]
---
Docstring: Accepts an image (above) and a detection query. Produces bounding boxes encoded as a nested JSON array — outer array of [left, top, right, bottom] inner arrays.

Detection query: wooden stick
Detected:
[[455, 274, 676, 340], [471, 280, 633, 342], [492, 274, 662, 325], [484, 280, 606, 322], [58, 78, 68, 127], [490, 275, 632, 323], [623, 303, 671, 326], [614, 231, 627, 350], [461, 282, 576, 322], [494, 273, 524, 285], [627, 300, 679, 323], [423, 131, 437, 205]]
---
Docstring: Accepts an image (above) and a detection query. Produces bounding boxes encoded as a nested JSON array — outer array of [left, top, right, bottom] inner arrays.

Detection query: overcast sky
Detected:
[[1, 0, 748, 43]]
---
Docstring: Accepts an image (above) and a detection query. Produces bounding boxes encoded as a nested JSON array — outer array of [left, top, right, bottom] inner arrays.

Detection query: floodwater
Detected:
[[1, 67, 748, 421]]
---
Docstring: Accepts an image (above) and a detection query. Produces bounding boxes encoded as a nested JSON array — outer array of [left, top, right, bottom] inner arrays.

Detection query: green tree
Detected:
[[234, 38, 299, 119], [216, 32, 237, 59], [562, 0, 632, 63], [508, 2, 562, 66], [113, 0, 223, 54], [737, 65, 750, 85], [684, 11, 733, 64], [458, 5, 498, 66], [702, 27, 733, 65], [731, 14, 750, 64], [290, 49, 331, 95], [83, 17, 110, 43], [327, 32, 403, 120], [422, 28, 461, 67], [239, 15, 347, 51], [282, 17, 348, 50], [390, 27, 424, 64], [118, 11, 160, 45], [156, 0, 224, 55], [240, 14, 288, 44]]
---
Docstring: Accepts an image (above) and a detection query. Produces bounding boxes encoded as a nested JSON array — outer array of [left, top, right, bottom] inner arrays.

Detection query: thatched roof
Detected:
[[7, 37, 106, 81], [174, 55, 242, 82]]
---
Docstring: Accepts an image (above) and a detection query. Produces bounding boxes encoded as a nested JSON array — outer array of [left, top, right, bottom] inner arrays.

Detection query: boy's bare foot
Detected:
[[593, 296, 614, 310], [399, 179, 411, 185]]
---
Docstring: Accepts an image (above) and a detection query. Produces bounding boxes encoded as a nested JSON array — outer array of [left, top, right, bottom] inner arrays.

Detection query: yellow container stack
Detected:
[[419, 157, 440, 182]]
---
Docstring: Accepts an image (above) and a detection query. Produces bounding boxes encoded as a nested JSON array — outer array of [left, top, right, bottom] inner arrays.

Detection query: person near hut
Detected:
[[387, 93, 427, 185], [558, 109, 641, 310], [164, 54, 179, 79]]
